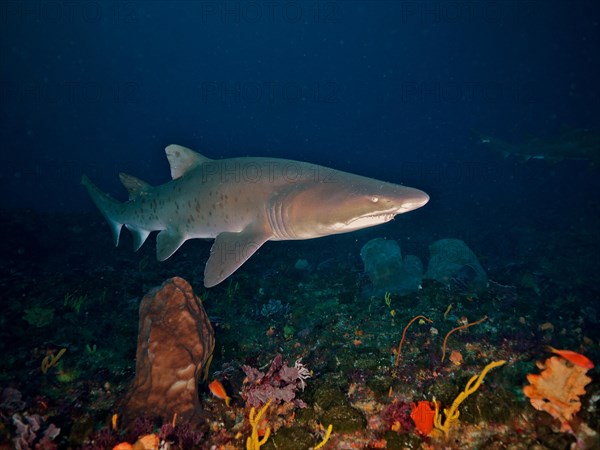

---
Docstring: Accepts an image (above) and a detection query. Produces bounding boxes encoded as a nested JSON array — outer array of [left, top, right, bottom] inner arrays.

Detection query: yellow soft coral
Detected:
[[433, 360, 506, 438], [523, 355, 592, 432], [246, 400, 272, 450], [313, 424, 333, 449]]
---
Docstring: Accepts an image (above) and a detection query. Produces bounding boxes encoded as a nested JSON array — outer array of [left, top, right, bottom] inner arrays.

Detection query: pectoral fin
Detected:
[[204, 226, 270, 287]]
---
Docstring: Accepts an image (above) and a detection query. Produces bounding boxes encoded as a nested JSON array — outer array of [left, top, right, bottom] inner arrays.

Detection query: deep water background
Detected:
[[1, 0, 599, 254]]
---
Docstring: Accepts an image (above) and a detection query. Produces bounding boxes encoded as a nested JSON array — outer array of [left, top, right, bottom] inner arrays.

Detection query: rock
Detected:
[[360, 238, 423, 296], [312, 385, 348, 410], [383, 431, 422, 449], [321, 405, 366, 433], [123, 277, 215, 423], [425, 239, 487, 293], [269, 426, 315, 450], [294, 259, 310, 271]]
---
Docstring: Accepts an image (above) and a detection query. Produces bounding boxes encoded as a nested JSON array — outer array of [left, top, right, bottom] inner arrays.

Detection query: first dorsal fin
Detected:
[[165, 144, 212, 179], [118, 173, 153, 199]]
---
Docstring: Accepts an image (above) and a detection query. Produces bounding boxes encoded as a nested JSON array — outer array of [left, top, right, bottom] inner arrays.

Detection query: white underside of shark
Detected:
[[82, 145, 429, 287]]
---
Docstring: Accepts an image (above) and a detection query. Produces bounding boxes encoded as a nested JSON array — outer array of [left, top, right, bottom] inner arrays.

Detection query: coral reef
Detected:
[[2, 208, 600, 449]]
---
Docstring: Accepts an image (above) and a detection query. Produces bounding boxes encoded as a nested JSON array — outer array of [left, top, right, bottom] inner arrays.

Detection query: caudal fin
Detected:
[[81, 175, 124, 246]]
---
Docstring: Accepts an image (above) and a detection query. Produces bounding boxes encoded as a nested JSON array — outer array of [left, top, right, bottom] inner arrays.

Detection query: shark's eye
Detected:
[[371, 196, 379, 203]]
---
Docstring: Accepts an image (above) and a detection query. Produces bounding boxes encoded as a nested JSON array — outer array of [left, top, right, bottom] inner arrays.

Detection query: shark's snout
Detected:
[[399, 189, 429, 212]]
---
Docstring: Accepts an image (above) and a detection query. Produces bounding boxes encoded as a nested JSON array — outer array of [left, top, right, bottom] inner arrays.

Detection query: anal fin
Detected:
[[119, 173, 153, 200], [125, 225, 151, 251]]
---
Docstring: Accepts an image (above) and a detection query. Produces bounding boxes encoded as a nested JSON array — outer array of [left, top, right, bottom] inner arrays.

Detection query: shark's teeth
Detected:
[[342, 211, 396, 230]]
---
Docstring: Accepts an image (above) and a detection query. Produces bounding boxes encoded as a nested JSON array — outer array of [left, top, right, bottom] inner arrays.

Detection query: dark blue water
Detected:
[[2, 0, 598, 219]]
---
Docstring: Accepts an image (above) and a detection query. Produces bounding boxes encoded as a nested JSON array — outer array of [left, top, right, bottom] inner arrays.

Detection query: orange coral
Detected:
[[449, 350, 463, 366], [410, 401, 437, 435], [112, 434, 160, 450], [112, 444, 133, 450], [133, 434, 159, 450], [523, 355, 592, 432]]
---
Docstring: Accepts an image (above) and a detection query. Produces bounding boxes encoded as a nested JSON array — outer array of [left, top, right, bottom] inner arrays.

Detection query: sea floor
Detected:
[[1, 209, 599, 450]]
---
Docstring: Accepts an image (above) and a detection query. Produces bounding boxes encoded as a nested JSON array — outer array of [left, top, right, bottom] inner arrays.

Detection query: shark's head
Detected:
[[274, 174, 429, 239]]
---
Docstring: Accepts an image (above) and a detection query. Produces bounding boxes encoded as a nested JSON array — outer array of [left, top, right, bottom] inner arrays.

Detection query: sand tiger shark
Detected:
[[82, 145, 429, 287]]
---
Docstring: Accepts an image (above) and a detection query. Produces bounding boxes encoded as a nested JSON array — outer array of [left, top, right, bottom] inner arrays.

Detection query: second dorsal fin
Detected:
[[119, 173, 152, 199]]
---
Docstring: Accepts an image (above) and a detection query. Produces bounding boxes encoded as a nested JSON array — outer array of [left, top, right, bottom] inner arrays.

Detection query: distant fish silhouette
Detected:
[[474, 128, 600, 166]]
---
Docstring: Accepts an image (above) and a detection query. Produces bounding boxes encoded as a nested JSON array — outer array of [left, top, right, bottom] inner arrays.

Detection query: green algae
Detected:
[[22, 306, 54, 327]]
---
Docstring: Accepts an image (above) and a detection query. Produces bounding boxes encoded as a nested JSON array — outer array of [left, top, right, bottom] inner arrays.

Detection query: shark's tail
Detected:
[[81, 175, 124, 246]]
